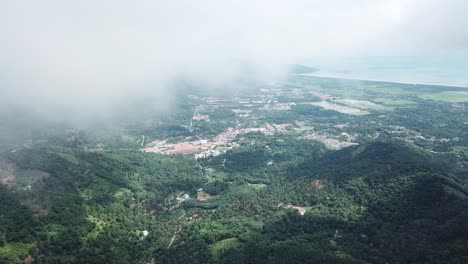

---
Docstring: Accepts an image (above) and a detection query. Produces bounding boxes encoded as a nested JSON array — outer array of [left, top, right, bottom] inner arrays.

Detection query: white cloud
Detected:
[[0, 0, 467, 121]]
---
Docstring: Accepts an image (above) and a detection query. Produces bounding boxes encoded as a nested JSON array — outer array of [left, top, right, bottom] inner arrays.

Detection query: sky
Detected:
[[1, 0, 467, 122]]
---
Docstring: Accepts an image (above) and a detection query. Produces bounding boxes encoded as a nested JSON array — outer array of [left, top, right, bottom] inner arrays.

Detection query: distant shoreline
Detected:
[[298, 72, 468, 89]]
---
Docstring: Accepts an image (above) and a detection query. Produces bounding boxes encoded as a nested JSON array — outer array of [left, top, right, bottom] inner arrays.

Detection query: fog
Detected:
[[1, 0, 467, 123]]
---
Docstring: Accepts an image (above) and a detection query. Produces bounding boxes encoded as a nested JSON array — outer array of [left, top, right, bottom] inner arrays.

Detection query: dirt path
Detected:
[[189, 105, 202, 133], [167, 228, 180, 249], [167, 212, 186, 249], [178, 212, 186, 220]]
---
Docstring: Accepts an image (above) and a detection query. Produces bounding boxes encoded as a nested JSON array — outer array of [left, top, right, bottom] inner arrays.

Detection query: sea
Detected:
[[303, 55, 468, 88]]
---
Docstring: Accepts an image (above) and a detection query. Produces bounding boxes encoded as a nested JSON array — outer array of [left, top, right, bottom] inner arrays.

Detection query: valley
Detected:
[[1, 75, 468, 263]]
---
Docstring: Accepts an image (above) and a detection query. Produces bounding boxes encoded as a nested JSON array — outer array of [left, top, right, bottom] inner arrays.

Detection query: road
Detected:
[[167, 212, 186, 249], [167, 228, 180, 249], [189, 105, 202, 133]]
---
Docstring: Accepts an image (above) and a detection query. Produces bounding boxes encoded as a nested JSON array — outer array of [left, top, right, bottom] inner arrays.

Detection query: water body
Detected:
[[303, 55, 468, 88]]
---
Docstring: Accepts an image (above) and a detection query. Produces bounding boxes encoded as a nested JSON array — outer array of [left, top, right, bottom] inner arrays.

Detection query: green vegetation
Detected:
[[247, 183, 267, 189], [0, 242, 35, 263], [210, 238, 241, 258], [371, 97, 416, 106], [1, 75, 468, 263], [420, 91, 468, 102]]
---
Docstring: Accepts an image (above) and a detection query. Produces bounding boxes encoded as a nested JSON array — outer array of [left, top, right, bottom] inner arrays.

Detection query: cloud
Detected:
[[0, 0, 467, 122]]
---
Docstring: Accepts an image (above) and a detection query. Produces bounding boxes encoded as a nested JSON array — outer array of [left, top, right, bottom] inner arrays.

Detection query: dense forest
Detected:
[[1, 136, 467, 263]]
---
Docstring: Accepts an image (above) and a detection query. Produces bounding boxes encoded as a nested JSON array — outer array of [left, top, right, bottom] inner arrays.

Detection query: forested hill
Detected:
[[1, 136, 467, 263], [211, 142, 468, 264]]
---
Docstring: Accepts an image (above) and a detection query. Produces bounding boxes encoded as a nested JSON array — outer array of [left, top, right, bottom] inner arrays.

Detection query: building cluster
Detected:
[[141, 123, 294, 159], [259, 102, 296, 111], [278, 202, 306, 216], [232, 109, 252, 118], [302, 132, 359, 150], [192, 114, 210, 121]]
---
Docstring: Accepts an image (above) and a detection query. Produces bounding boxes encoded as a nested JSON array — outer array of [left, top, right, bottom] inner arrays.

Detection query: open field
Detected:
[[420, 91, 468, 102], [371, 98, 417, 106], [308, 101, 368, 115], [247, 183, 267, 189], [336, 99, 389, 111]]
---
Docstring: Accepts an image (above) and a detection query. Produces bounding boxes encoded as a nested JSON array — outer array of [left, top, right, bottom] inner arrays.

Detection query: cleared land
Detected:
[[308, 101, 367, 115], [371, 98, 416, 106], [420, 91, 468, 102], [336, 99, 389, 110]]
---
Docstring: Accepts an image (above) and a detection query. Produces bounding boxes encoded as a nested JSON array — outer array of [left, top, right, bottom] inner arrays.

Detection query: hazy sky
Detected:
[[1, 0, 467, 122]]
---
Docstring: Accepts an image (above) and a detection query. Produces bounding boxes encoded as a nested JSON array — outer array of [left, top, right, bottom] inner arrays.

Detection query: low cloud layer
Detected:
[[1, 0, 467, 122]]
